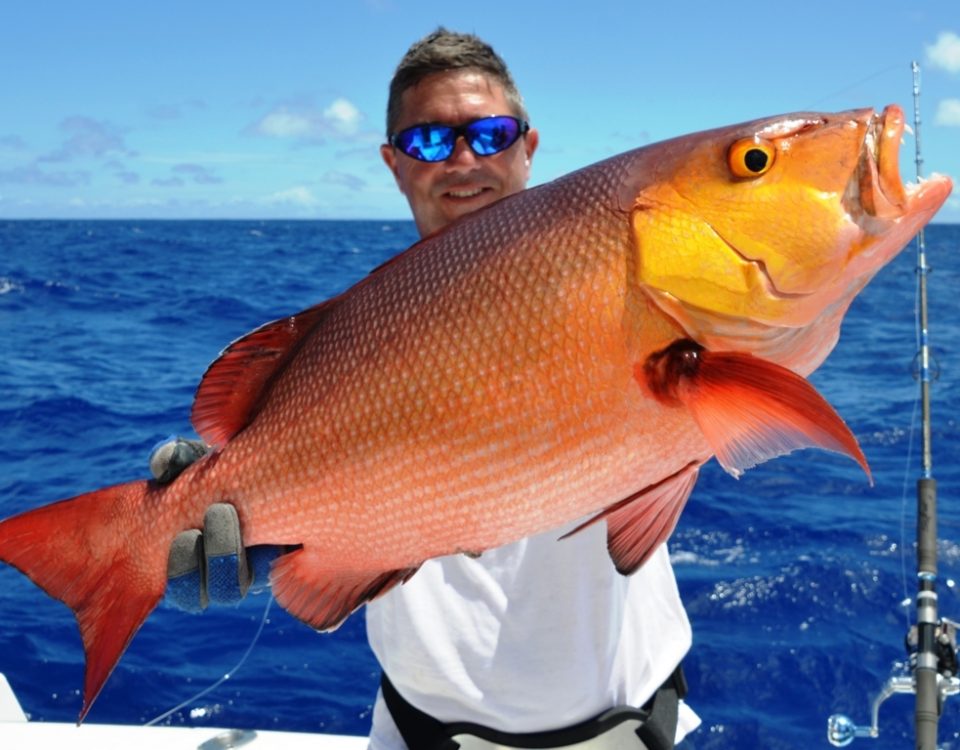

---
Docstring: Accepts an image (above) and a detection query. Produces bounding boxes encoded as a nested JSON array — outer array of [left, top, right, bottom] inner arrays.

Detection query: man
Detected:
[[157, 28, 699, 750]]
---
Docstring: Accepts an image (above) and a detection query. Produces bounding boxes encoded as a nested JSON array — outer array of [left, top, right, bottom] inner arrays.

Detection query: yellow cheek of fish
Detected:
[[632, 205, 785, 320], [631, 175, 858, 323]]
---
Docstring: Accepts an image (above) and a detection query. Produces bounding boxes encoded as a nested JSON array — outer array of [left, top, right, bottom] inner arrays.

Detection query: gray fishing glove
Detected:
[[151, 436, 278, 612], [149, 435, 209, 484]]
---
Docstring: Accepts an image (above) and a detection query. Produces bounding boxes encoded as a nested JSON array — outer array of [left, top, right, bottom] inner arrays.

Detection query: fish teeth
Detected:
[[904, 176, 934, 193], [864, 127, 878, 161]]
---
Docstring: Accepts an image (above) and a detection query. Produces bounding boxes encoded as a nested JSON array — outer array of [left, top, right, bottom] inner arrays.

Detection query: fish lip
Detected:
[[855, 105, 908, 218], [851, 105, 953, 223]]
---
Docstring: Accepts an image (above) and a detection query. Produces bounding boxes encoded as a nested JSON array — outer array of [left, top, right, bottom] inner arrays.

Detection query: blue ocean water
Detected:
[[0, 219, 958, 748]]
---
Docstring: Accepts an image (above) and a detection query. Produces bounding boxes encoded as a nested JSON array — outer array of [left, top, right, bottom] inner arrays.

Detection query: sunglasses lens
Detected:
[[395, 125, 455, 162], [466, 116, 522, 156], [392, 117, 526, 162]]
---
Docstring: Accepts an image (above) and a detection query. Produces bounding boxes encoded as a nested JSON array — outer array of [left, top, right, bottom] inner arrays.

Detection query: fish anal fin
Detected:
[[270, 548, 419, 632], [0, 481, 165, 722], [683, 349, 871, 482], [562, 462, 700, 575], [191, 300, 334, 447]]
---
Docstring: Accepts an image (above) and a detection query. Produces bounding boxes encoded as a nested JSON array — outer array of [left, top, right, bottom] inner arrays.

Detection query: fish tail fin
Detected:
[[0, 480, 166, 723]]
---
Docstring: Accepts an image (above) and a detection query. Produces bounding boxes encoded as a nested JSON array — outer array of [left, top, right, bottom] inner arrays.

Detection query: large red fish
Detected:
[[0, 105, 951, 722]]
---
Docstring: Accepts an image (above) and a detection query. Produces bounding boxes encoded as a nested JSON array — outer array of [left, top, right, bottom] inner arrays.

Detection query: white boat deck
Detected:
[[0, 673, 368, 750]]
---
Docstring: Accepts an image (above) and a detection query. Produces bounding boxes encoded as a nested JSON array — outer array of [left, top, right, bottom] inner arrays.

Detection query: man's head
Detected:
[[381, 28, 539, 237]]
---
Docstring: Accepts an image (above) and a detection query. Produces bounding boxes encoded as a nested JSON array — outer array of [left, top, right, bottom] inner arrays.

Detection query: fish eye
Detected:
[[727, 138, 776, 178]]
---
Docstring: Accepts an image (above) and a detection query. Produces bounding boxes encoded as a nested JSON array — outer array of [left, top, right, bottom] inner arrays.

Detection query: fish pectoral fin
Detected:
[[677, 349, 872, 482], [269, 548, 420, 632], [561, 462, 700, 575], [191, 299, 336, 447]]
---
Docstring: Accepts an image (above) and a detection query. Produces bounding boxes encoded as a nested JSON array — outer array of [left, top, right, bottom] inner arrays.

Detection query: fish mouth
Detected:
[[856, 105, 908, 217], [854, 104, 950, 220]]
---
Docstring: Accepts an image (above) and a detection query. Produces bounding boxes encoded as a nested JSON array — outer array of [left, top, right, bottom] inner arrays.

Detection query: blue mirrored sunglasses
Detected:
[[389, 115, 529, 163]]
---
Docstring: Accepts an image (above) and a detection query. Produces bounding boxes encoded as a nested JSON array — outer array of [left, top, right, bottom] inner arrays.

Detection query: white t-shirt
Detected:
[[366, 518, 698, 749]]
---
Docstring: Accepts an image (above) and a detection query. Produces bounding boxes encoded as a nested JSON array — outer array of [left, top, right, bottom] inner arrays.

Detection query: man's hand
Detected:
[[149, 435, 208, 484], [151, 437, 278, 612], [167, 503, 278, 612]]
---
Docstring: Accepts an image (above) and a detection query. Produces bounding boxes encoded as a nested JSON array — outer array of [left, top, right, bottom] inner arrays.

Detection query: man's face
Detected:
[[381, 70, 539, 237]]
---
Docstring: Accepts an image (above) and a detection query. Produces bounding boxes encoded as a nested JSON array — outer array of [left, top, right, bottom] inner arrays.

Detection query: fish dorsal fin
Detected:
[[561, 462, 700, 575], [643, 340, 872, 482], [192, 300, 334, 447]]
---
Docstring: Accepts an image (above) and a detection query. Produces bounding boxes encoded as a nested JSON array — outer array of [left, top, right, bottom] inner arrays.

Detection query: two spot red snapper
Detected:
[[0, 105, 952, 721]]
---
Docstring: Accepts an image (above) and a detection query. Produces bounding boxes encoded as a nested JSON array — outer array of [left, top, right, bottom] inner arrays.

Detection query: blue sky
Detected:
[[1, 1, 957, 221]]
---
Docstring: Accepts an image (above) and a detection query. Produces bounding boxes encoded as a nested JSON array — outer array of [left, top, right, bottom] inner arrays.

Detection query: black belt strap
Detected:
[[637, 665, 686, 750], [381, 664, 686, 750]]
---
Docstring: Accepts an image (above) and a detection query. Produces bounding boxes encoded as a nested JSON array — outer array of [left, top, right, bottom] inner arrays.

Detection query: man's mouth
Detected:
[[444, 186, 490, 200]]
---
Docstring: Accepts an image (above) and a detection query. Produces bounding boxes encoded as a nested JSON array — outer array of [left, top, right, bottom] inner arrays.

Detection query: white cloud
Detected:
[[39, 116, 134, 163], [0, 164, 90, 186], [172, 163, 223, 184], [153, 178, 185, 187], [250, 98, 365, 143], [323, 98, 361, 136], [265, 186, 321, 207], [256, 111, 316, 139], [0, 134, 28, 151], [926, 31, 960, 74], [145, 99, 206, 121], [320, 170, 365, 191], [115, 170, 140, 185], [934, 98, 960, 126], [942, 189, 960, 218]]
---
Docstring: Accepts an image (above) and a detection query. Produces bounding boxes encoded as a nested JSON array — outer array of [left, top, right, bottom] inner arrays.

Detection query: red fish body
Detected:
[[0, 105, 951, 721]]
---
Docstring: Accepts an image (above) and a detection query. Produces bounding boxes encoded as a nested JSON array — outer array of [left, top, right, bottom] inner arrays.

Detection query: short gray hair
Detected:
[[385, 27, 528, 136]]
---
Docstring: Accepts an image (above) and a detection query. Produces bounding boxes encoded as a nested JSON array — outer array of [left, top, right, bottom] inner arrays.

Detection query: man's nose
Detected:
[[445, 136, 479, 169]]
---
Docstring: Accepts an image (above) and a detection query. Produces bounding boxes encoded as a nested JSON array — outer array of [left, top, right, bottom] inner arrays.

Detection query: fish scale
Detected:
[[0, 105, 950, 721], [216, 187, 636, 554]]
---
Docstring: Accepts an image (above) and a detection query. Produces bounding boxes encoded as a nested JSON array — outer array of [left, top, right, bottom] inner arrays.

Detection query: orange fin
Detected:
[[643, 340, 871, 482], [0, 481, 165, 723], [562, 462, 700, 574], [192, 300, 334, 447], [270, 548, 419, 632]]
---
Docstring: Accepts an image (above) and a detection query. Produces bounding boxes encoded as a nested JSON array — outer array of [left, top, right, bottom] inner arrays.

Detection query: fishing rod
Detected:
[[826, 61, 959, 749]]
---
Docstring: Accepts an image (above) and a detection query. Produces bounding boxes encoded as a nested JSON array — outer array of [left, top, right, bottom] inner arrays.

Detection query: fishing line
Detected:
[[143, 594, 274, 727], [802, 63, 903, 110], [896, 226, 924, 630], [898, 384, 920, 633], [891, 80, 929, 628]]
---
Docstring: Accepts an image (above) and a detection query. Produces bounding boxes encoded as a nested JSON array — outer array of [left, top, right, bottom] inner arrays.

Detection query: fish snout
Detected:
[[855, 105, 908, 219]]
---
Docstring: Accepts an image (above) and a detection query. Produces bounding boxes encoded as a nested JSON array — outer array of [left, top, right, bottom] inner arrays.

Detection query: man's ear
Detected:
[[380, 143, 404, 192], [523, 127, 540, 171]]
